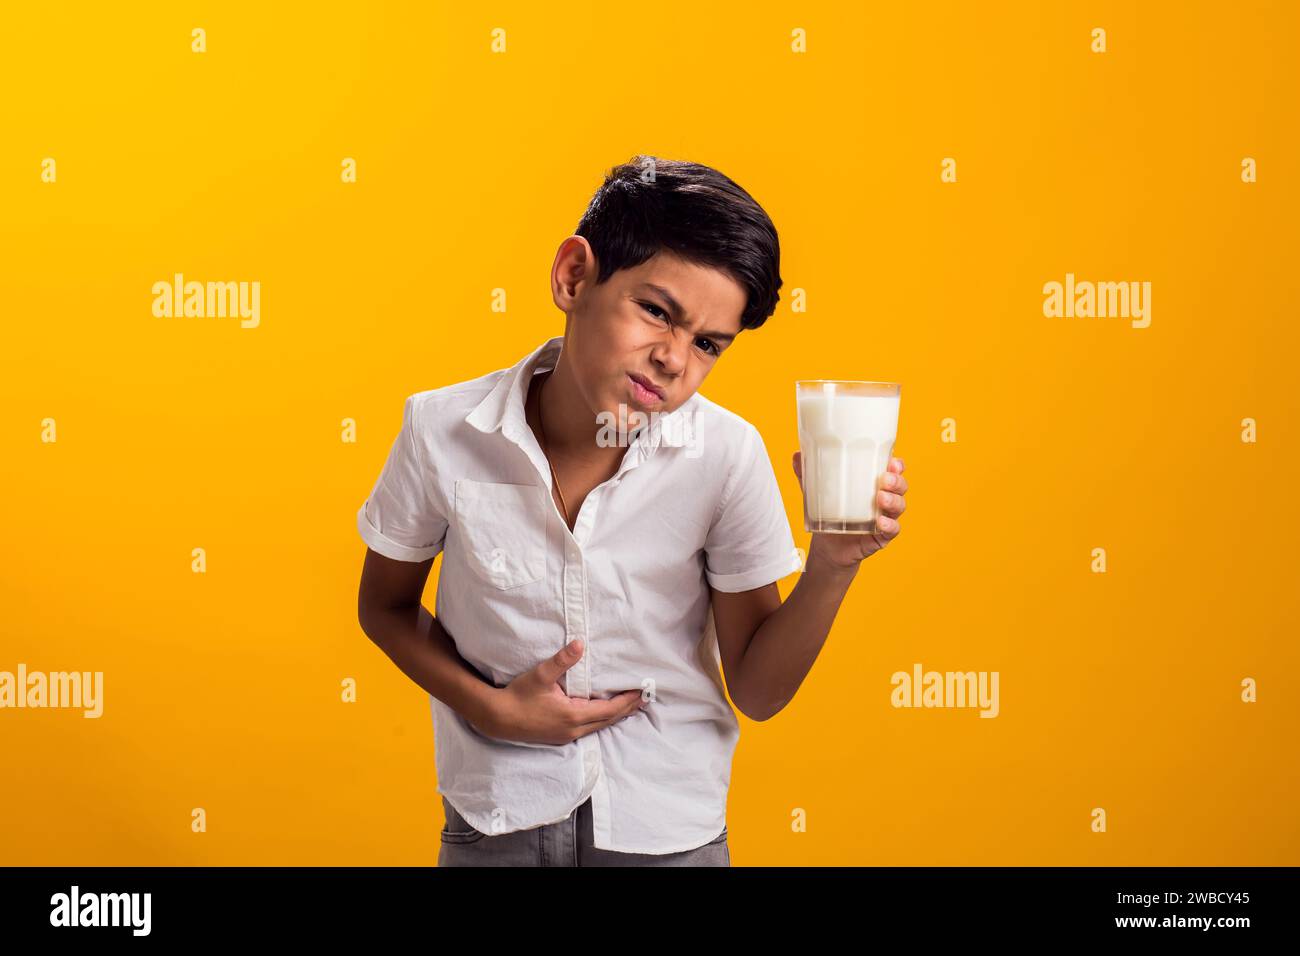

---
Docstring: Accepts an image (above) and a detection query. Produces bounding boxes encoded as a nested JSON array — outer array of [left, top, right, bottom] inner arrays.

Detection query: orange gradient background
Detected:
[[1, 1, 1296, 864]]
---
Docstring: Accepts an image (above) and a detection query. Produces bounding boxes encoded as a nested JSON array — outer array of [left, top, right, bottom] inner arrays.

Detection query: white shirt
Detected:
[[357, 334, 804, 853]]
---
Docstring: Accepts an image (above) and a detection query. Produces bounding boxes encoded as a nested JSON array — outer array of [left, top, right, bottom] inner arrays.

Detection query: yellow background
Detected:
[[2, 1, 1296, 865]]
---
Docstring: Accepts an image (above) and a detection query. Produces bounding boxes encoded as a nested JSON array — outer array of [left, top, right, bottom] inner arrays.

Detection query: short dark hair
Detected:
[[574, 155, 783, 331]]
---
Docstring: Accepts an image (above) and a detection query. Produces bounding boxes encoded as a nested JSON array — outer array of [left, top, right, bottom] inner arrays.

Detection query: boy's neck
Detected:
[[528, 360, 629, 466]]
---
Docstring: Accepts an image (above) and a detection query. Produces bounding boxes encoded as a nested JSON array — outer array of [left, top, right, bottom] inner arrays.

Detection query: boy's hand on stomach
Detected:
[[474, 638, 646, 746]]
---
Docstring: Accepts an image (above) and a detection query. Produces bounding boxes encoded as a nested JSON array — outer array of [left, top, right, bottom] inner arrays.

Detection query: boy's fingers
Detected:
[[881, 472, 908, 495], [888, 457, 905, 473], [574, 690, 643, 727], [620, 689, 647, 713], [877, 490, 906, 516], [533, 639, 583, 685]]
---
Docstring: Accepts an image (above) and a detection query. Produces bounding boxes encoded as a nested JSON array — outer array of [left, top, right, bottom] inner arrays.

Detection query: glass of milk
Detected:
[[795, 380, 901, 533]]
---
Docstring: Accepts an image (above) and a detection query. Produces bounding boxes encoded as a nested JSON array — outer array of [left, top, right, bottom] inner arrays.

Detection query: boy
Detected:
[[356, 156, 909, 866]]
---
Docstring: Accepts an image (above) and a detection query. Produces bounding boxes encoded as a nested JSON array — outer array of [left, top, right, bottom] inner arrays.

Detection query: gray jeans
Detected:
[[438, 795, 730, 867]]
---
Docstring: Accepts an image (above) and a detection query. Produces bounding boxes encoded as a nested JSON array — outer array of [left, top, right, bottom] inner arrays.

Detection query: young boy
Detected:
[[356, 156, 908, 866]]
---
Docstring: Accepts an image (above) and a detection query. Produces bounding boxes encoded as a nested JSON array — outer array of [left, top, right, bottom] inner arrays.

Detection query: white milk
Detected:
[[797, 385, 900, 532]]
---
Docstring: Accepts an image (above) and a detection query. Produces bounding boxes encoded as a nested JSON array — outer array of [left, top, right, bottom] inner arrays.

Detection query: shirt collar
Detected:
[[464, 334, 695, 460]]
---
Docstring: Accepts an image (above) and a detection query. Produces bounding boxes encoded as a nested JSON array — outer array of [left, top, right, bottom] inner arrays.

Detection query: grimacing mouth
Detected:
[[628, 372, 667, 400]]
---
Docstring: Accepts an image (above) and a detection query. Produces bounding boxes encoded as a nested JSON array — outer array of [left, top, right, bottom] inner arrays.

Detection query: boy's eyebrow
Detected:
[[637, 282, 738, 344]]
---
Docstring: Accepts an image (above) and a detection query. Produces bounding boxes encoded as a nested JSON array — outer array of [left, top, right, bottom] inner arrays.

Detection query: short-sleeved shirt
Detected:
[[357, 334, 803, 853]]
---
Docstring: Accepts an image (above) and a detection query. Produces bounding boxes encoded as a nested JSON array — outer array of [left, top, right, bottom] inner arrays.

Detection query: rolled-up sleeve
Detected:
[[703, 423, 804, 592], [357, 394, 448, 562]]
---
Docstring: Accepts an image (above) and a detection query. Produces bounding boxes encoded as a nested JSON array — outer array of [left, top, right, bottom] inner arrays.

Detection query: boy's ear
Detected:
[[552, 236, 598, 307]]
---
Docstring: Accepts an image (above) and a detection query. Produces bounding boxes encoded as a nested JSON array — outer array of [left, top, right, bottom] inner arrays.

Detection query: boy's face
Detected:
[[551, 237, 747, 421]]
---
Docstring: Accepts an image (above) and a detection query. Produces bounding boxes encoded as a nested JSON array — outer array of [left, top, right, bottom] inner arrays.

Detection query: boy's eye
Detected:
[[640, 301, 669, 321], [639, 301, 720, 357]]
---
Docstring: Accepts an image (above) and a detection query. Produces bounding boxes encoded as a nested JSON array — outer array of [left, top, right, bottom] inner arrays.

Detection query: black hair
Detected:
[[574, 155, 783, 331]]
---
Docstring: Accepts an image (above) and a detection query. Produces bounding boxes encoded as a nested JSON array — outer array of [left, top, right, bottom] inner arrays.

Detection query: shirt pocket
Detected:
[[453, 479, 547, 590]]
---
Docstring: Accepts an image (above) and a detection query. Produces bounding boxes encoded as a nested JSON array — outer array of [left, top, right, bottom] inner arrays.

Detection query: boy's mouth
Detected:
[[628, 373, 666, 405]]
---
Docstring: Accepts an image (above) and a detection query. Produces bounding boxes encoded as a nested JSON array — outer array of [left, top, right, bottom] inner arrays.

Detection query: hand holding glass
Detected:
[[795, 380, 902, 534]]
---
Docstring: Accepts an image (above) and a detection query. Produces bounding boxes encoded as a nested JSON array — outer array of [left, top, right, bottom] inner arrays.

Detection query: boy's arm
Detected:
[[357, 548, 499, 730], [712, 553, 858, 722], [712, 454, 908, 722], [358, 548, 646, 743]]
